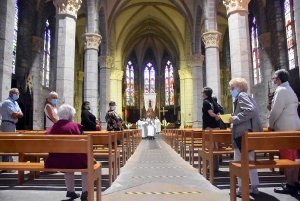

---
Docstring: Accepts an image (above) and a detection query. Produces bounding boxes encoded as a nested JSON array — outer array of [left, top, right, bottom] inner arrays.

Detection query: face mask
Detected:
[[12, 94, 19, 101], [51, 99, 57, 105], [231, 89, 239, 98], [273, 83, 278, 88], [112, 106, 117, 111]]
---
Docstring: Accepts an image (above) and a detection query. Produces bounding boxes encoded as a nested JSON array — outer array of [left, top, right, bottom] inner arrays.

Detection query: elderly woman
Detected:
[[45, 104, 88, 200], [44, 91, 59, 131], [269, 69, 300, 195], [229, 78, 263, 196]]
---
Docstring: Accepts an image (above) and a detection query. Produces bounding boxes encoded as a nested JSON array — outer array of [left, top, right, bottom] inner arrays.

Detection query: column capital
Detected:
[[99, 56, 113, 68], [191, 54, 205, 67], [82, 33, 102, 51], [223, 0, 250, 16], [78, 71, 84, 81], [186, 54, 205, 67], [53, 0, 82, 18], [202, 31, 222, 49], [110, 69, 123, 81], [258, 32, 271, 50], [31, 36, 43, 53], [178, 68, 192, 79]]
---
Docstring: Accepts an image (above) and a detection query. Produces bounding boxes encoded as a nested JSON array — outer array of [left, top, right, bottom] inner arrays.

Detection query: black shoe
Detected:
[[274, 184, 298, 195], [81, 191, 88, 200], [66, 191, 80, 199]]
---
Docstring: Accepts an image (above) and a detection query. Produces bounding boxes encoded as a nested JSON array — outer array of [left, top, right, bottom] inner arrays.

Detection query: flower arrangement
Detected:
[[162, 120, 170, 129], [125, 123, 133, 129]]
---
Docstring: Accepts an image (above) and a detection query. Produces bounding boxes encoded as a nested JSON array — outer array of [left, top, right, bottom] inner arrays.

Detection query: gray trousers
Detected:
[[0, 121, 16, 162]]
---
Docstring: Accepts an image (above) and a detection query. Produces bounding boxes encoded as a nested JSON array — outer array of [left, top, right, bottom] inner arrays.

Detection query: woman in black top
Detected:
[[81, 101, 97, 131]]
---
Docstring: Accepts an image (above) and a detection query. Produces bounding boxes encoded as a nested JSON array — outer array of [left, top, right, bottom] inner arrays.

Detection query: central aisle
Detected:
[[102, 134, 230, 201]]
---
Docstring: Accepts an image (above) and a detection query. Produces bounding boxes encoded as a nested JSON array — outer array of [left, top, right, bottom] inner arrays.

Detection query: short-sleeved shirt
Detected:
[[105, 109, 123, 131], [1, 97, 22, 123], [202, 97, 219, 129]]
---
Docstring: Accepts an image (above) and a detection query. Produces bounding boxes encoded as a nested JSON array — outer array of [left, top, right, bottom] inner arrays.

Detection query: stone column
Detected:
[[178, 68, 193, 127], [259, 32, 272, 125], [30, 36, 44, 130], [178, 70, 186, 127], [223, 0, 252, 91], [82, 33, 102, 117], [99, 56, 113, 128], [53, 0, 82, 106], [202, 31, 222, 102], [110, 69, 123, 119], [190, 54, 205, 128], [0, 0, 15, 101], [184, 69, 193, 125], [294, 1, 300, 66]]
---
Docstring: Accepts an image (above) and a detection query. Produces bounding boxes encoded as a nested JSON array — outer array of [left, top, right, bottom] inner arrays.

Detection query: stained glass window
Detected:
[[165, 60, 174, 106], [42, 20, 51, 87], [125, 61, 134, 106], [284, 0, 296, 70], [12, 0, 19, 74], [250, 17, 261, 85], [144, 63, 155, 94]]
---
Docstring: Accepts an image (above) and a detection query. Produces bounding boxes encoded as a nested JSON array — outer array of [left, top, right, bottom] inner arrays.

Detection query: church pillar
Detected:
[[191, 54, 205, 128], [30, 36, 44, 130], [99, 56, 113, 129], [178, 70, 185, 127], [202, 31, 222, 102], [294, 0, 300, 65], [53, 0, 82, 106], [178, 68, 193, 127], [0, 0, 15, 101], [82, 33, 102, 117], [110, 69, 123, 120], [185, 70, 193, 126], [223, 0, 252, 91]]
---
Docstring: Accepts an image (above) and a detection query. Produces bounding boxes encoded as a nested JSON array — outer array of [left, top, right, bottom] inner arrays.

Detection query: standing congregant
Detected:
[[0, 88, 23, 166]]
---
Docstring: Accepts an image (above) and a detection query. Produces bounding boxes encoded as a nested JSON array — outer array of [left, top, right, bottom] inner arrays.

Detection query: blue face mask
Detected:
[[12, 94, 19, 101], [51, 99, 57, 105], [231, 89, 239, 98], [273, 83, 278, 88]]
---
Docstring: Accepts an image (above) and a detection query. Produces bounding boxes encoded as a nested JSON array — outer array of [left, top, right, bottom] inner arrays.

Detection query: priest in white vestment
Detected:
[[142, 118, 148, 138], [154, 116, 161, 134], [147, 119, 156, 139]]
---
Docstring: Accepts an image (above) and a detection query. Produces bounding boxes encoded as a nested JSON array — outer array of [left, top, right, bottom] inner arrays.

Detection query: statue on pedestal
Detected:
[[146, 100, 155, 119]]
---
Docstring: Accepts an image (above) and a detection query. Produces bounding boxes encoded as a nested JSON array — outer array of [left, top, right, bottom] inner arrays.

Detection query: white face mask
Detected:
[[112, 106, 117, 111]]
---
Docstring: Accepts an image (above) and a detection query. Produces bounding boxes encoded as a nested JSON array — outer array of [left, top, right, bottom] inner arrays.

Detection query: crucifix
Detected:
[[159, 107, 168, 118]]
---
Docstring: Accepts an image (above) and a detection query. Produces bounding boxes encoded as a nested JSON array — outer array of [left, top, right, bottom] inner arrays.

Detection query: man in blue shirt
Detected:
[[1, 88, 23, 166]]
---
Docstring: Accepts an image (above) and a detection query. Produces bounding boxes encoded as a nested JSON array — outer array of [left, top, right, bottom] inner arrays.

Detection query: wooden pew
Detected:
[[188, 129, 202, 166], [230, 131, 300, 201], [84, 131, 120, 186], [199, 130, 233, 184], [0, 135, 101, 201]]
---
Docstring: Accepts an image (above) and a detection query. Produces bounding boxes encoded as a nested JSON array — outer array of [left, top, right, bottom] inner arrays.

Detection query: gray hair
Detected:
[[57, 104, 76, 120], [9, 88, 18, 95], [48, 91, 58, 98], [274, 69, 289, 83]]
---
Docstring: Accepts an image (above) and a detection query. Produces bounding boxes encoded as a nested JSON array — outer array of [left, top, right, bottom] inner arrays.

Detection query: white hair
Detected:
[[57, 104, 76, 120], [48, 91, 58, 98]]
